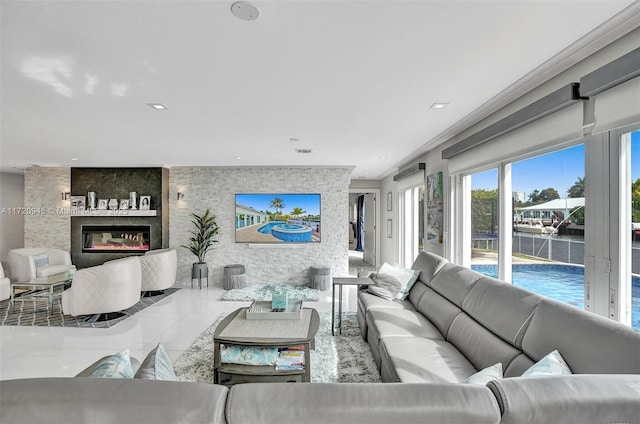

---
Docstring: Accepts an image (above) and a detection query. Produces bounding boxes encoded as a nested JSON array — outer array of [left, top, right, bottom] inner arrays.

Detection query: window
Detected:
[[398, 184, 425, 268], [469, 169, 499, 267], [626, 129, 640, 329]]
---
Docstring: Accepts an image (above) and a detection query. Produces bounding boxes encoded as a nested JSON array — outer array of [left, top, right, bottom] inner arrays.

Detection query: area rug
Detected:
[[219, 283, 320, 302], [173, 311, 381, 384], [0, 288, 180, 328]]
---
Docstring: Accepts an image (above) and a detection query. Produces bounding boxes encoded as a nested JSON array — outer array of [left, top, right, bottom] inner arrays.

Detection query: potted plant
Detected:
[[181, 209, 219, 282]]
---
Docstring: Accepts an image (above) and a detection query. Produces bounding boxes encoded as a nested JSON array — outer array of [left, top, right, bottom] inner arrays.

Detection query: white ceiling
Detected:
[[1, 0, 636, 179]]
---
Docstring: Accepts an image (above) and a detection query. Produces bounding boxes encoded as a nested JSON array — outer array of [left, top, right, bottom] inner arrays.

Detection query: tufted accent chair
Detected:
[[140, 248, 177, 292], [0, 266, 9, 301], [8, 248, 75, 283], [61, 256, 141, 317]]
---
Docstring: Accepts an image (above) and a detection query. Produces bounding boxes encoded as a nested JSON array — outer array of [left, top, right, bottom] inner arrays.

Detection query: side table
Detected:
[[332, 277, 371, 335]]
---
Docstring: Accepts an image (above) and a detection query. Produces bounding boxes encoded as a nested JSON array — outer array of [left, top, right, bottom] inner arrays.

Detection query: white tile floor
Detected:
[[0, 270, 366, 381]]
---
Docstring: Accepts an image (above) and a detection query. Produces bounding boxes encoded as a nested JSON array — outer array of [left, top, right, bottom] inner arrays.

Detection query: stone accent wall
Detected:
[[169, 167, 350, 286], [24, 167, 71, 251]]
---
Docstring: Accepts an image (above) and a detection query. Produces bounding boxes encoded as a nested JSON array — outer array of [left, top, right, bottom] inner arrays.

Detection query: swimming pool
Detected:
[[257, 222, 313, 242], [471, 264, 640, 331]]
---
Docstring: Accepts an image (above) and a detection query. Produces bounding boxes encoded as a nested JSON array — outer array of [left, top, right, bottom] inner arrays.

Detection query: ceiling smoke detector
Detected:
[[295, 149, 313, 154], [231, 2, 260, 21]]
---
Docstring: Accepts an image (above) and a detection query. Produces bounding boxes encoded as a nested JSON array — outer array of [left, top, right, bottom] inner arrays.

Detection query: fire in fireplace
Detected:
[[82, 225, 151, 253]]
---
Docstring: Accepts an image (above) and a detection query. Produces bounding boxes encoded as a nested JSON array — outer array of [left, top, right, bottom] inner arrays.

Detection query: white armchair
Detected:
[[8, 248, 75, 282], [61, 256, 141, 318], [140, 248, 177, 292], [0, 266, 9, 301]]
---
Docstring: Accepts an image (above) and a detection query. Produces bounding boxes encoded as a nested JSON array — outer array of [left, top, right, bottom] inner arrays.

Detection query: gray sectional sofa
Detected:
[[1, 251, 639, 424]]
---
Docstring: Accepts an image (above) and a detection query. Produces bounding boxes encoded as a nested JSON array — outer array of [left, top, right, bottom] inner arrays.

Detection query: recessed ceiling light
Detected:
[[430, 102, 449, 110], [231, 1, 260, 20], [147, 103, 168, 110], [289, 138, 299, 142], [379, 155, 388, 160], [71, 158, 78, 161], [235, 156, 243, 160]]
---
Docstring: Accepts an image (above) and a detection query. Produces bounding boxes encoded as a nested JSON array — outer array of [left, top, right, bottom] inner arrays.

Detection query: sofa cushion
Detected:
[[521, 350, 572, 377], [463, 363, 503, 386], [521, 298, 640, 374], [368, 263, 420, 301], [134, 343, 177, 381], [428, 263, 482, 307], [462, 276, 542, 348], [410, 251, 449, 284], [358, 291, 415, 313], [367, 309, 444, 341], [379, 337, 477, 383], [414, 286, 462, 338], [447, 313, 523, 373], [88, 350, 134, 379]]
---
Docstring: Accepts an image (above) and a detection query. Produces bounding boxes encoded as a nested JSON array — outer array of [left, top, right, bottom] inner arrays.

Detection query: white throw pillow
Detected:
[[463, 363, 503, 385], [522, 350, 573, 377], [368, 263, 421, 301]]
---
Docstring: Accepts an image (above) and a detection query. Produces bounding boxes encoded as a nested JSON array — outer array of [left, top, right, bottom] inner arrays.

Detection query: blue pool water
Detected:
[[471, 264, 640, 331], [257, 222, 313, 242]]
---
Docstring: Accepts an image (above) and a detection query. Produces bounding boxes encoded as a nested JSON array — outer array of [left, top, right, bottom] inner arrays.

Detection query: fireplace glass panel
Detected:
[[82, 225, 151, 253]]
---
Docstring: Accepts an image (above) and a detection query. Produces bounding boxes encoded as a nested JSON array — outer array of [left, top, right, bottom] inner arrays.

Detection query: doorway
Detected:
[[348, 190, 379, 275]]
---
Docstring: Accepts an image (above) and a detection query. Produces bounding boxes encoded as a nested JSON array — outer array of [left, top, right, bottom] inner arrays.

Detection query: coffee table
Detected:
[[10, 272, 72, 314], [213, 306, 319, 386]]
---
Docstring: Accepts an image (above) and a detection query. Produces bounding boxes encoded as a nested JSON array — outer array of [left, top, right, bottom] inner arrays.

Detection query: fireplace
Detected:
[[82, 225, 151, 253]]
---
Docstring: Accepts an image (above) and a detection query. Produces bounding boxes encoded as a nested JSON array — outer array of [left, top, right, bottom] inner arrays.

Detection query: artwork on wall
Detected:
[[386, 192, 392, 211], [426, 171, 443, 244]]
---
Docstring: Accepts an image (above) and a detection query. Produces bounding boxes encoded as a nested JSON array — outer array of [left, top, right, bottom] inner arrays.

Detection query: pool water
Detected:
[[471, 264, 640, 331]]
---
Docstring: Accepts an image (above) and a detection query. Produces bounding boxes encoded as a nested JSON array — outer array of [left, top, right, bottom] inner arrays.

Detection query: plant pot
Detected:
[[191, 262, 208, 279]]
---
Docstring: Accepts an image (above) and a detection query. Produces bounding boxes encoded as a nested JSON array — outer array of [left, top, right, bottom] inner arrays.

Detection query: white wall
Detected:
[[170, 167, 351, 285], [23, 167, 71, 252], [0, 172, 25, 268]]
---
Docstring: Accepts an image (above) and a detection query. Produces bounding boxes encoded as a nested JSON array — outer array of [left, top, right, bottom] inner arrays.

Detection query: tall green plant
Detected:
[[181, 209, 219, 263]]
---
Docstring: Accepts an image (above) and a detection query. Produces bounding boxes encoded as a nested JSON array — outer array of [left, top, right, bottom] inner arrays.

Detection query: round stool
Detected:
[[309, 265, 331, 290], [223, 264, 247, 290]]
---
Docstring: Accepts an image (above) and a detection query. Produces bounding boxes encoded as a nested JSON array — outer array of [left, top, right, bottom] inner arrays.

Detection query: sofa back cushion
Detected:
[[414, 287, 462, 338], [521, 298, 640, 374], [447, 313, 523, 372], [462, 277, 543, 348], [428, 263, 481, 307]]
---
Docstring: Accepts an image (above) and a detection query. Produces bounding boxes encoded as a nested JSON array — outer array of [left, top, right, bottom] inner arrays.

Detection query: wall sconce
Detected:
[[177, 192, 185, 201], [61, 192, 70, 200]]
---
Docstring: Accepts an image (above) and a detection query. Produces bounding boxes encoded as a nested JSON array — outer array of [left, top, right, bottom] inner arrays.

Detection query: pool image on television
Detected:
[[235, 194, 321, 243]]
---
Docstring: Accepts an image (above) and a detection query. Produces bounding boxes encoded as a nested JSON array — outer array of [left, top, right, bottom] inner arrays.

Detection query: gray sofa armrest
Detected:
[[487, 374, 640, 424], [0, 378, 228, 424], [227, 382, 501, 424]]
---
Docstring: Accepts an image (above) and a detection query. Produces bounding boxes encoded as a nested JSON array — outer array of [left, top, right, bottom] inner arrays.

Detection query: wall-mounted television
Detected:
[[235, 193, 321, 243]]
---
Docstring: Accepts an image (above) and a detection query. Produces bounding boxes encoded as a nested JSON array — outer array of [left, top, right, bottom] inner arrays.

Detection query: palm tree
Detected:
[[269, 197, 285, 220], [567, 177, 585, 198], [290, 207, 306, 220]]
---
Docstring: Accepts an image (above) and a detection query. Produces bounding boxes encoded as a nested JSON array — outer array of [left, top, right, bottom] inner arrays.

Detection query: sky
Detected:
[[236, 193, 321, 216], [472, 130, 640, 196]]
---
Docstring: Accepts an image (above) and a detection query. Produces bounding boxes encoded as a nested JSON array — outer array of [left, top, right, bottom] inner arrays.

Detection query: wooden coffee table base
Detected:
[[213, 307, 320, 387]]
